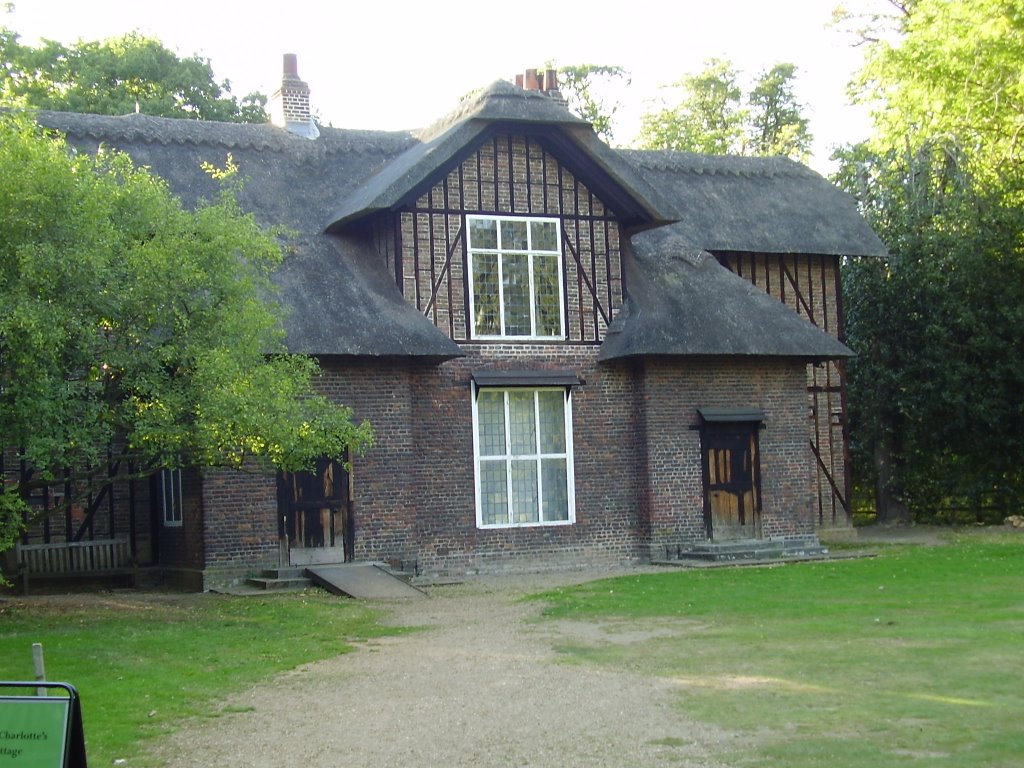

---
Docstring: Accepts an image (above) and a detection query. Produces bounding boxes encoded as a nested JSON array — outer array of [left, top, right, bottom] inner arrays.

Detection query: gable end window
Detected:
[[467, 215, 564, 339], [472, 385, 575, 528], [161, 468, 183, 527]]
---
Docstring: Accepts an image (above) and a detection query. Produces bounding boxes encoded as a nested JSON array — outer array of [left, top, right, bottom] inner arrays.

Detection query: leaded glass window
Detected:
[[161, 468, 183, 527], [467, 215, 564, 339], [473, 387, 575, 528]]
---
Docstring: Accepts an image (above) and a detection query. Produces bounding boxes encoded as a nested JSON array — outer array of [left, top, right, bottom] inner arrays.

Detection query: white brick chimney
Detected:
[[269, 54, 319, 138]]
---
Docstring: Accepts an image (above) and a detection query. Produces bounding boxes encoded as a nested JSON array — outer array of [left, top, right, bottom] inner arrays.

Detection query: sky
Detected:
[[5, 0, 892, 173]]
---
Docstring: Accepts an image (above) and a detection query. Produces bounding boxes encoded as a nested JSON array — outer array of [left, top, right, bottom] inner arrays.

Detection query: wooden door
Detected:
[[701, 425, 762, 541], [277, 458, 352, 565]]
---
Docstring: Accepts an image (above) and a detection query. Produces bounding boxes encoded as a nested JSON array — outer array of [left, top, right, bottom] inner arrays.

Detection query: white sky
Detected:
[[5, 0, 892, 173]]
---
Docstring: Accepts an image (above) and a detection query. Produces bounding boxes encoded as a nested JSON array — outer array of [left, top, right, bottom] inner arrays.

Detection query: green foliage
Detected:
[[854, 0, 1024, 180], [837, 0, 1024, 522], [637, 58, 811, 159], [0, 592, 401, 765], [555, 63, 630, 143], [747, 62, 812, 158], [638, 58, 744, 154], [0, 27, 267, 122], [0, 113, 371, 525], [0, 490, 25, 585], [533, 536, 1024, 766]]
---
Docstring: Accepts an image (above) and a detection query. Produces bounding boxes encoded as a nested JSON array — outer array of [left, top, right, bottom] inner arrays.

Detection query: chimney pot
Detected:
[[283, 53, 298, 77], [515, 74, 524, 88], [542, 69, 558, 92], [523, 68, 540, 91]]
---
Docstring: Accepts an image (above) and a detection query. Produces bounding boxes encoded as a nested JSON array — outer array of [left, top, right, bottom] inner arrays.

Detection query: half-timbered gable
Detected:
[[384, 134, 624, 344], [7, 62, 887, 590]]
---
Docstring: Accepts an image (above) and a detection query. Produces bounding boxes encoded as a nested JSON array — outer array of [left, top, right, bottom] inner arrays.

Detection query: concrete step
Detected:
[[672, 535, 829, 563], [245, 567, 313, 591]]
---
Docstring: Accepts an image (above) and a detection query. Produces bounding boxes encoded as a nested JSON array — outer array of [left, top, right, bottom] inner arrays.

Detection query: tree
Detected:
[[853, 0, 1024, 181], [638, 58, 745, 154], [0, 112, 372, 545], [747, 63, 812, 158], [555, 64, 630, 144], [836, 0, 1024, 523], [637, 58, 811, 159], [0, 27, 268, 122]]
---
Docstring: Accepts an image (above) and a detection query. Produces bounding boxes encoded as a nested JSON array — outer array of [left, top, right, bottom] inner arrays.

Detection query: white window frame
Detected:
[[161, 468, 183, 527], [471, 384, 576, 529], [466, 214, 565, 340]]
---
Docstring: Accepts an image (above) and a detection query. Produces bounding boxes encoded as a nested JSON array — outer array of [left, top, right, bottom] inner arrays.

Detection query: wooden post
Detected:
[[32, 642, 46, 696]]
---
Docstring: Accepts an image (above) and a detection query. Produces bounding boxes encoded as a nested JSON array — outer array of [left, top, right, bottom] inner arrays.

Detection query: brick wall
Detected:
[[639, 357, 818, 556], [232, 351, 813, 578], [199, 467, 278, 587]]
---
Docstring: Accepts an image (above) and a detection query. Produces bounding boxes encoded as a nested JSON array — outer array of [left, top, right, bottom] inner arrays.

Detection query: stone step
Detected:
[[245, 567, 313, 591], [245, 575, 312, 590], [672, 536, 829, 563]]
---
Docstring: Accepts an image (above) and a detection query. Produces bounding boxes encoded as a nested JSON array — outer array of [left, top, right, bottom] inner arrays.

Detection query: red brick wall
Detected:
[[640, 357, 817, 556], [199, 468, 277, 584]]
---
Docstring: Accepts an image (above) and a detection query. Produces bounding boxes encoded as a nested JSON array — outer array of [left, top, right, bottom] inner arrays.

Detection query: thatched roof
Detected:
[[35, 83, 881, 363], [38, 110, 462, 360], [620, 150, 887, 258], [599, 239, 852, 362], [327, 81, 675, 232]]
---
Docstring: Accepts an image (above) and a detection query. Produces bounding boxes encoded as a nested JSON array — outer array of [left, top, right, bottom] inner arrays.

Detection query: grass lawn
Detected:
[[531, 533, 1024, 768], [0, 590, 400, 766]]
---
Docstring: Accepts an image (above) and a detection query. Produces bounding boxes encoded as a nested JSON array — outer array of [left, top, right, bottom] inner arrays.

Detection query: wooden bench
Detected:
[[15, 538, 134, 593]]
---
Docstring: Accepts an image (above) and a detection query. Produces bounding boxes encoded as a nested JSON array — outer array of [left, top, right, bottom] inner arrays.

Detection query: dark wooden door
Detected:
[[701, 425, 762, 541], [277, 458, 352, 565]]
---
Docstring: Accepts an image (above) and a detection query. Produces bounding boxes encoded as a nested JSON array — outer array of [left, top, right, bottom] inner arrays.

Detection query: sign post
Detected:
[[0, 683, 87, 767]]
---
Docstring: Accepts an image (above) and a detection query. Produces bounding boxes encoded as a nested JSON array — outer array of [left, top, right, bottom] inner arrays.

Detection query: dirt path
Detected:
[[149, 569, 743, 768]]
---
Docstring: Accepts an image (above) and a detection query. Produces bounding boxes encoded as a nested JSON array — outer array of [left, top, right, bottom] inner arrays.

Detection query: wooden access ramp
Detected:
[[305, 563, 427, 599]]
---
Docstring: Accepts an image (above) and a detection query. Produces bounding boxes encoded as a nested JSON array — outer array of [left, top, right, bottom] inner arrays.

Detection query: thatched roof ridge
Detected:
[[328, 81, 673, 231], [38, 110, 416, 157]]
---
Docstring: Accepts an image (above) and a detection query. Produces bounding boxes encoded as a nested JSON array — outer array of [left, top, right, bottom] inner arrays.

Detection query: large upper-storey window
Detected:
[[473, 387, 575, 528], [467, 215, 564, 339]]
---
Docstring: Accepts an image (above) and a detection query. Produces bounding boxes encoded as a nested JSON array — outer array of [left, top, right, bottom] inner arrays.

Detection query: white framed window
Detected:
[[467, 215, 564, 339], [161, 468, 183, 527], [472, 386, 575, 528]]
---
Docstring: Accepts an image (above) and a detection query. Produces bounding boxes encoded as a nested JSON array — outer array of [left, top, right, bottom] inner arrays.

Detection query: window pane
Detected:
[[470, 217, 497, 249], [472, 252, 500, 335], [500, 219, 528, 250], [510, 460, 539, 523], [533, 254, 561, 337], [541, 459, 569, 521], [477, 391, 506, 456], [480, 461, 508, 526], [537, 391, 566, 453], [507, 391, 537, 455], [502, 253, 531, 335], [531, 220, 558, 251]]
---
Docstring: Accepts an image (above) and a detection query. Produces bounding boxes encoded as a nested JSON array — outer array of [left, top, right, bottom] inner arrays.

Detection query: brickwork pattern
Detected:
[[640, 358, 818, 556], [200, 467, 278, 583]]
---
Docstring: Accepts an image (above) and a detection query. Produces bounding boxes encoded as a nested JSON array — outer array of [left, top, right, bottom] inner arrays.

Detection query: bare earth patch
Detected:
[[147, 568, 746, 768]]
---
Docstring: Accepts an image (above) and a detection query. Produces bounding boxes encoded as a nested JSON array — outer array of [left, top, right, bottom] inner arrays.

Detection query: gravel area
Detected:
[[149, 568, 745, 768]]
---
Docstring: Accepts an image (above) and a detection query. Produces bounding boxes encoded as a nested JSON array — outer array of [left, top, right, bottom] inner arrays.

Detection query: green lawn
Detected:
[[530, 534, 1024, 767], [0, 591, 400, 766]]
